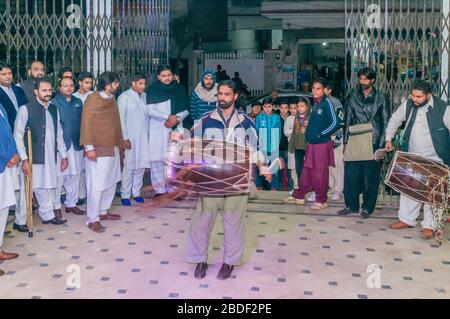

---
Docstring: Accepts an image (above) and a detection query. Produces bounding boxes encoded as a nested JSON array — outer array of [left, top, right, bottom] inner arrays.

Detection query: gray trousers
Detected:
[[186, 194, 248, 266]]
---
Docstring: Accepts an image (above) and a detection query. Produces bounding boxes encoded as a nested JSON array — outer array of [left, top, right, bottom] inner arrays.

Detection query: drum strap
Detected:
[[396, 106, 415, 150]]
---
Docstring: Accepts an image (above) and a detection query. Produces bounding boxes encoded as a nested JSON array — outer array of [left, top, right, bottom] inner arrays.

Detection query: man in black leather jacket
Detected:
[[338, 67, 391, 219]]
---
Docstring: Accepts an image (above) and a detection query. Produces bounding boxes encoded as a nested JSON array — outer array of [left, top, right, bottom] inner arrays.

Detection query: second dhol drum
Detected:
[[385, 151, 449, 206]]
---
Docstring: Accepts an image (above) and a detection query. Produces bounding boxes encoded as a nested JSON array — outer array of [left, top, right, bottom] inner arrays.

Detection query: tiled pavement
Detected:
[[0, 191, 449, 299]]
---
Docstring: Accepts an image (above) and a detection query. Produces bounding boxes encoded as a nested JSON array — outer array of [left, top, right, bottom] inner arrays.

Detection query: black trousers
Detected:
[[343, 160, 382, 213], [294, 149, 305, 183]]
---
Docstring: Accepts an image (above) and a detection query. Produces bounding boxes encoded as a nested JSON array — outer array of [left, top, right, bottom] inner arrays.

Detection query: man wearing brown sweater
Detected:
[[80, 72, 124, 233]]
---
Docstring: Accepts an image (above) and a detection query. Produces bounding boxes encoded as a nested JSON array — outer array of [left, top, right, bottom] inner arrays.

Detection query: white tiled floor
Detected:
[[0, 191, 449, 299]]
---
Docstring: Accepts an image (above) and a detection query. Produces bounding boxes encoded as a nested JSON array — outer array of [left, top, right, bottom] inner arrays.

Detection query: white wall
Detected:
[[229, 30, 258, 54]]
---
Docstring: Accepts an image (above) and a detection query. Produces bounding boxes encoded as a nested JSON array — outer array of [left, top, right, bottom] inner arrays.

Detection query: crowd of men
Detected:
[[0, 60, 449, 279]]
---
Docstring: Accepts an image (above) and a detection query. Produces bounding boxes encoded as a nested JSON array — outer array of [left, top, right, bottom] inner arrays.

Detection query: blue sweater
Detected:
[[194, 108, 258, 151], [0, 103, 18, 173], [255, 112, 281, 154], [190, 91, 217, 121], [305, 96, 340, 144], [52, 93, 83, 151]]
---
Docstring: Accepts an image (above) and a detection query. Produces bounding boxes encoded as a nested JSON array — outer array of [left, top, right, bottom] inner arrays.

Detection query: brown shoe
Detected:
[[422, 228, 434, 240], [0, 251, 19, 261], [65, 206, 86, 215], [53, 209, 63, 219], [100, 212, 121, 221], [0, 269, 4, 276], [389, 220, 413, 229], [87, 221, 106, 233]]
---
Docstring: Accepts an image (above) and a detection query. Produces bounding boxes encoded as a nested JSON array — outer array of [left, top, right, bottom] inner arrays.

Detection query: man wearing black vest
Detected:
[[19, 61, 45, 103], [14, 78, 68, 225], [386, 80, 450, 240], [0, 62, 29, 232]]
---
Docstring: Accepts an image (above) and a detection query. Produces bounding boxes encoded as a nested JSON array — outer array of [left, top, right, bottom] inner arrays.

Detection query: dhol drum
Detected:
[[165, 139, 253, 196], [385, 151, 449, 206]]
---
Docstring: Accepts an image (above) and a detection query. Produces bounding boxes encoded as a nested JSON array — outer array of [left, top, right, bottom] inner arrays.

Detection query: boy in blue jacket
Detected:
[[255, 97, 281, 190], [292, 78, 340, 209]]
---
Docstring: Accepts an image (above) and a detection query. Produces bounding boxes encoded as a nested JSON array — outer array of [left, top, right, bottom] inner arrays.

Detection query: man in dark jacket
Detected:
[[338, 67, 391, 219], [189, 68, 217, 121], [19, 61, 46, 103]]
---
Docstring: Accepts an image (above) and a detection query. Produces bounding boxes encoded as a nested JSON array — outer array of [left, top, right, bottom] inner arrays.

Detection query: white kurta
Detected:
[[57, 147, 83, 176], [283, 115, 296, 169], [84, 147, 121, 192], [73, 90, 93, 104], [147, 99, 189, 162], [14, 105, 67, 189], [118, 89, 151, 170], [84, 91, 121, 192]]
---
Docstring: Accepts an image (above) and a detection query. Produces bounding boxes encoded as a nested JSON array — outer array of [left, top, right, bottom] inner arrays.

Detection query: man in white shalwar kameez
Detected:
[[118, 74, 150, 205], [14, 79, 68, 225], [0, 62, 29, 232], [0, 102, 20, 276], [80, 71, 124, 233], [52, 77, 86, 216], [386, 80, 450, 240], [146, 65, 189, 196], [73, 71, 94, 205]]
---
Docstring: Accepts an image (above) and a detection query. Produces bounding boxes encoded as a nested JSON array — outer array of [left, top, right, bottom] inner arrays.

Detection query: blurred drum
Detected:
[[165, 139, 253, 196], [385, 151, 449, 205]]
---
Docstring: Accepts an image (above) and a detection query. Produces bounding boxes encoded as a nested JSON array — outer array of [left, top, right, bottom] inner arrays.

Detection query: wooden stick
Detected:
[[25, 127, 33, 238]]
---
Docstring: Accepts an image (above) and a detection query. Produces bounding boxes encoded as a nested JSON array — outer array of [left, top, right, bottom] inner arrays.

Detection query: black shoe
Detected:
[[337, 207, 359, 216], [76, 198, 86, 206], [43, 217, 67, 225], [194, 262, 208, 279], [217, 263, 234, 280], [360, 210, 371, 219], [13, 223, 29, 232]]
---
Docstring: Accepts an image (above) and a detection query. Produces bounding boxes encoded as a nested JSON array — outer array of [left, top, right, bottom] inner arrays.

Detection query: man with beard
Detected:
[[386, 80, 450, 240], [80, 71, 124, 233], [0, 62, 29, 232], [146, 65, 189, 196], [189, 68, 218, 121], [52, 77, 85, 216], [338, 67, 390, 219], [14, 78, 68, 225], [19, 61, 46, 103], [186, 80, 271, 280]]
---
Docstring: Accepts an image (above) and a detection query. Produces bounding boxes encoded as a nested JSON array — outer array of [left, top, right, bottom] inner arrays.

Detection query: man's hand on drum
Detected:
[[258, 165, 272, 182], [385, 140, 394, 152]]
